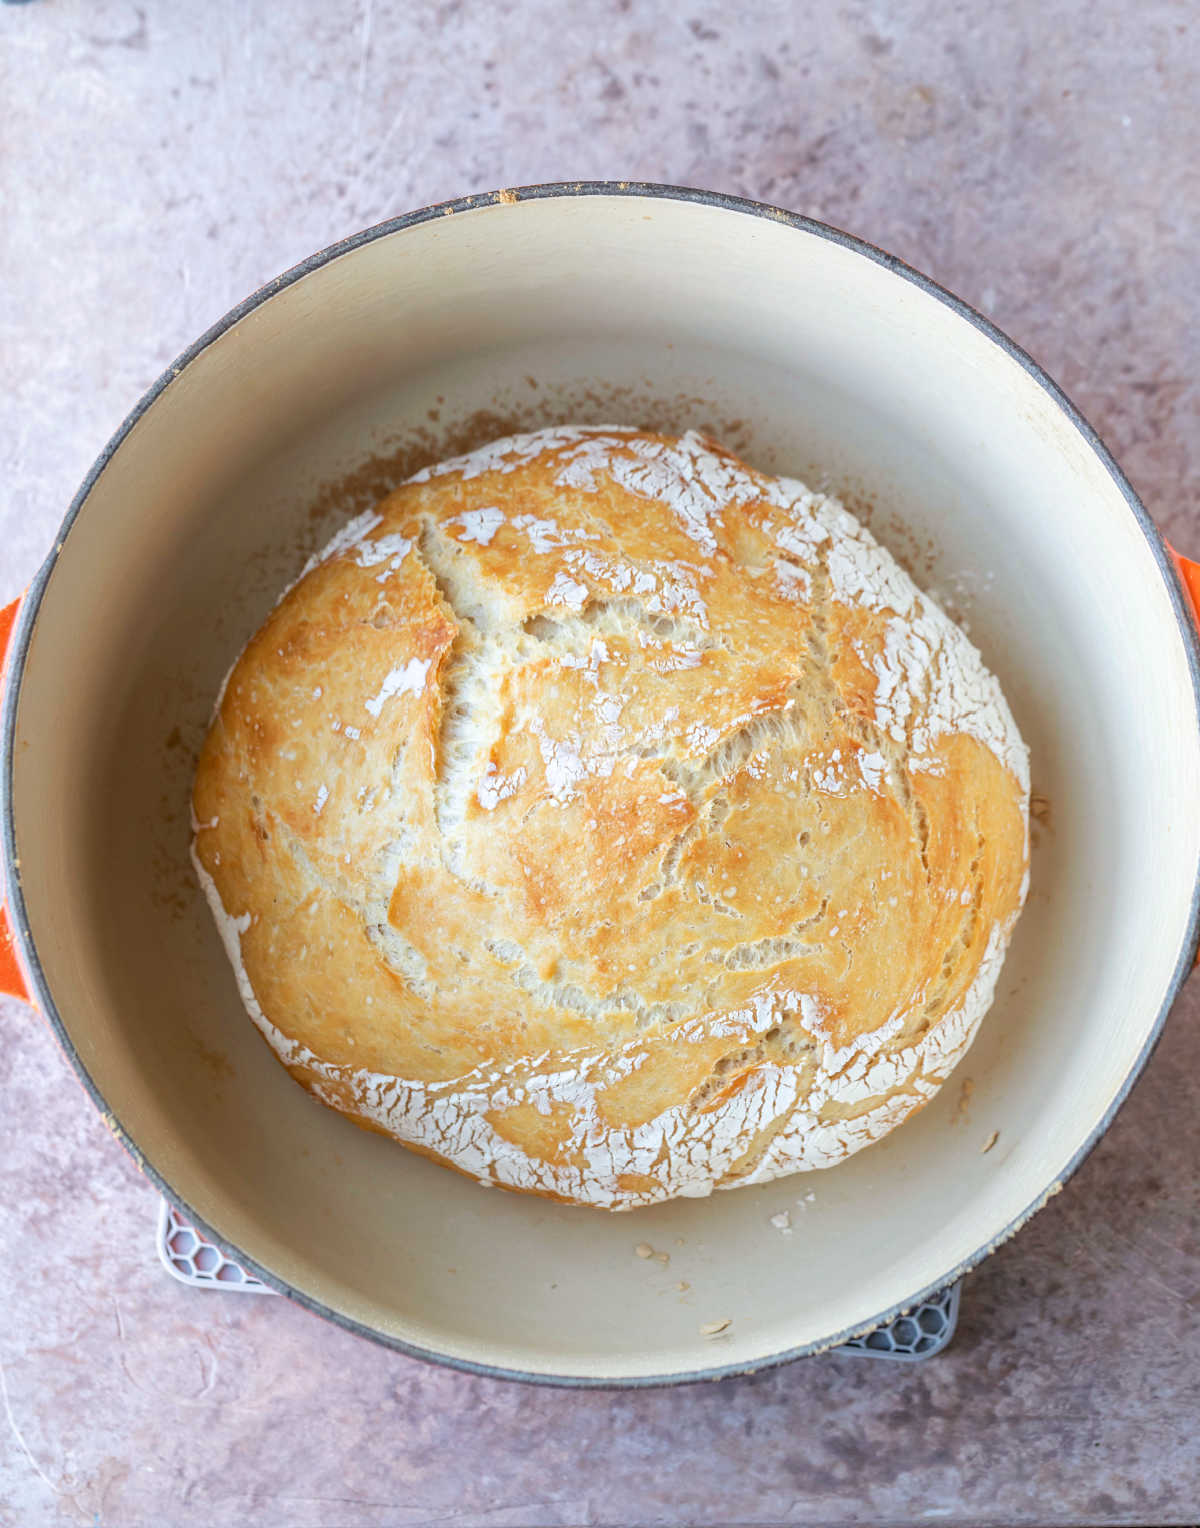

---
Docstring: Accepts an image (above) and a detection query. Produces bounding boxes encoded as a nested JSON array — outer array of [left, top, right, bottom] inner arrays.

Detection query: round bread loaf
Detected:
[[192, 427, 1029, 1209]]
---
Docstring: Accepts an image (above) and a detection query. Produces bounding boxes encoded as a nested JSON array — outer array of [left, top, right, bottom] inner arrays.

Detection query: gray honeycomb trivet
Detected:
[[156, 1200, 961, 1360], [157, 1201, 273, 1294], [836, 1281, 961, 1360]]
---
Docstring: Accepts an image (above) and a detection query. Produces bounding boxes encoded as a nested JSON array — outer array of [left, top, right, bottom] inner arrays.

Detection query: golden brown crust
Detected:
[[193, 427, 1029, 1208]]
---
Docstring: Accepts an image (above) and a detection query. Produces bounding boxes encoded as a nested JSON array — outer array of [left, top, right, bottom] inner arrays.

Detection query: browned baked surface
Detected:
[[192, 427, 1029, 1208]]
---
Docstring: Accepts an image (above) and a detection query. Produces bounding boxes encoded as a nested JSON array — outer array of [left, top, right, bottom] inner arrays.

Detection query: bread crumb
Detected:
[[981, 1130, 999, 1154], [700, 1319, 731, 1336], [955, 1077, 975, 1123], [653, 1251, 670, 1265], [635, 1242, 654, 1259], [676, 1280, 690, 1292], [769, 1210, 792, 1232]]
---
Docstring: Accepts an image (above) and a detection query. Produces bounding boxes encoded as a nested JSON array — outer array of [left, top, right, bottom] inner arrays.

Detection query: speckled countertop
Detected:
[[2, 3, 1200, 1525]]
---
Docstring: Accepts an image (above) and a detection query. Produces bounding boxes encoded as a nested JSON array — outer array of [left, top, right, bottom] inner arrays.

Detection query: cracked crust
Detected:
[[192, 427, 1030, 1209]]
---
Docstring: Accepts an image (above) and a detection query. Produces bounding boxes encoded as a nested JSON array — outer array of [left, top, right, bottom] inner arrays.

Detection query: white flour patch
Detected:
[[540, 735, 585, 798], [546, 572, 589, 610], [352, 531, 413, 577], [858, 750, 888, 794], [406, 426, 639, 486], [455, 506, 505, 546], [477, 762, 527, 810], [774, 558, 813, 601], [365, 657, 432, 717], [301, 509, 384, 577]]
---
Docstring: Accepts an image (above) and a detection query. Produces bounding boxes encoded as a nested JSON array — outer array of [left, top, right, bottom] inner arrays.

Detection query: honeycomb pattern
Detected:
[[837, 1282, 961, 1360], [156, 1199, 960, 1359], [156, 1201, 275, 1295]]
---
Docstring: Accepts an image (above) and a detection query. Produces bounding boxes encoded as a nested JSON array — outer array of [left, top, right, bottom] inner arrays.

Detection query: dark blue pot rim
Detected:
[[3, 181, 1199, 1388]]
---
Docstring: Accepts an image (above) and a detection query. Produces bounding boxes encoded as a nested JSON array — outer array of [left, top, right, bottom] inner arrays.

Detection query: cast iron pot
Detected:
[[3, 183, 1199, 1385]]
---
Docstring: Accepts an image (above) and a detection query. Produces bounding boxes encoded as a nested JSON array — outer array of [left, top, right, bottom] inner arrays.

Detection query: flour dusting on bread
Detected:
[[193, 427, 1029, 1209]]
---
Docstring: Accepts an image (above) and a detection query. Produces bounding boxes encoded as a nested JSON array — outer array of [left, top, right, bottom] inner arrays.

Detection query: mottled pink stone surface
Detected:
[[3, 3, 1200, 1523]]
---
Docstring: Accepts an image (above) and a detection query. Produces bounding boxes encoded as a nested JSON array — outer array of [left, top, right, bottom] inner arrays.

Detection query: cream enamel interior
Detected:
[[9, 192, 1199, 1381]]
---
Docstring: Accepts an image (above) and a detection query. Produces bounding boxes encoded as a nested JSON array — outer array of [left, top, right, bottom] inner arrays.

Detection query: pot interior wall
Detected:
[[9, 195, 1199, 1380]]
